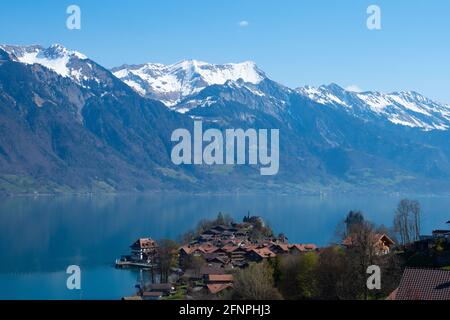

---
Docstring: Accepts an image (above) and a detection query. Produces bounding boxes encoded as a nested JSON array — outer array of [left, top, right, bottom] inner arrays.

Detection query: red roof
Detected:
[[342, 233, 395, 247], [208, 274, 234, 283], [207, 283, 233, 294], [288, 244, 315, 252], [131, 238, 156, 250], [251, 247, 276, 258], [180, 244, 218, 255], [221, 245, 239, 253], [271, 243, 289, 252], [394, 268, 450, 300]]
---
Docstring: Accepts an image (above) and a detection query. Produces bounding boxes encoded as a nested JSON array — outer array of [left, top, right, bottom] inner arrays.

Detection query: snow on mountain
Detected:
[[3, 43, 450, 132], [0, 44, 108, 88], [111, 60, 266, 106], [297, 84, 450, 131]]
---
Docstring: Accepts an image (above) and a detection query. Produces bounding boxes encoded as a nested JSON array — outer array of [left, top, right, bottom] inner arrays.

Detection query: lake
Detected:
[[0, 193, 449, 300]]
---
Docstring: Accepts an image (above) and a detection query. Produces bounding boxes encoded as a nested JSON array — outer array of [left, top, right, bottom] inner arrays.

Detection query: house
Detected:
[[207, 283, 233, 295], [179, 244, 219, 265], [388, 268, 450, 300], [246, 247, 276, 262], [130, 238, 157, 261], [207, 274, 234, 284], [342, 233, 395, 255], [288, 244, 318, 255], [200, 266, 225, 281], [230, 247, 247, 264], [270, 243, 289, 255]]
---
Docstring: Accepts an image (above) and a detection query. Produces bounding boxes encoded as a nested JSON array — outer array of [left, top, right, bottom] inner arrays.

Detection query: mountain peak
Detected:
[[0, 44, 88, 78], [112, 59, 266, 106]]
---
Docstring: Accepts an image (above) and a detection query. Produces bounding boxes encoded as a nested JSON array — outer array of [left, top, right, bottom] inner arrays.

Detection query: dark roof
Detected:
[[432, 230, 450, 234], [200, 266, 225, 276], [148, 283, 174, 291], [395, 268, 450, 300], [142, 291, 163, 297]]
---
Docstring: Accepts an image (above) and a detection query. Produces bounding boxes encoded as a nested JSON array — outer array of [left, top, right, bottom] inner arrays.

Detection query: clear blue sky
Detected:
[[1, 0, 450, 102]]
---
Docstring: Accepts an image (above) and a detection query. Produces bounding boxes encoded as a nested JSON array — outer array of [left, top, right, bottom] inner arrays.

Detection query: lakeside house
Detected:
[[388, 268, 450, 300], [130, 238, 157, 262]]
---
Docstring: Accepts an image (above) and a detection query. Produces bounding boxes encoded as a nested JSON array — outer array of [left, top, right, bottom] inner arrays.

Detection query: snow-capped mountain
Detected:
[[111, 60, 267, 107], [4, 44, 450, 132], [112, 56, 450, 131], [4, 43, 450, 194], [297, 84, 450, 131], [0, 44, 113, 91]]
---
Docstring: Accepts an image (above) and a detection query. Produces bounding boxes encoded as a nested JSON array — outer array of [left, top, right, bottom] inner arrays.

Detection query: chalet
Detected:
[[342, 233, 395, 255], [246, 247, 276, 262], [270, 243, 289, 255], [200, 266, 225, 278], [207, 274, 234, 284], [130, 238, 157, 261], [230, 247, 247, 265], [179, 244, 219, 267], [207, 283, 233, 295], [388, 268, 450, 300]]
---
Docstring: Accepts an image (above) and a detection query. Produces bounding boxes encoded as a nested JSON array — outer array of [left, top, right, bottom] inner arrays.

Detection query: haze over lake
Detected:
[[0, 194, 449, 300]]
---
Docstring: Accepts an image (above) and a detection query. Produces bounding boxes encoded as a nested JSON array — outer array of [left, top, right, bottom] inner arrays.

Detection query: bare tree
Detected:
[[394, 199, 421, 245]]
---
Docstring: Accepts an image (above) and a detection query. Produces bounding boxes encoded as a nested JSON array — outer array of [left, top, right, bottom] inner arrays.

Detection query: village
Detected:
[[117, 207, 450, 301]]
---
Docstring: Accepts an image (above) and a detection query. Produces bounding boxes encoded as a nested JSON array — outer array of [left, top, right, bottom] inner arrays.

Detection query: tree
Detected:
[[344, 211, 365, 235], [278, 253, 318, 299], [232, 263, 283, 300], [295, 252, 319, 299], [394, 199, 421, 245], [181, 255, 205, 278], [156, 239, 179, 283], [315, 246, 347, 300]]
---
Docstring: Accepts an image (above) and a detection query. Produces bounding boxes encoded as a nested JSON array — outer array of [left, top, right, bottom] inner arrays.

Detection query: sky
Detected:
[[1, 0, 450, 102]]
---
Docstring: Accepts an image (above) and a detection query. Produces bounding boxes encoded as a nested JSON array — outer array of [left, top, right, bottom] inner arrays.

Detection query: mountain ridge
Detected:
[[2, 44, 450, 195]]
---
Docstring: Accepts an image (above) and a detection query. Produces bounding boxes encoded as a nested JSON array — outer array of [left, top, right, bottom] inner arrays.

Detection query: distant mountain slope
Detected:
[[2, 44, 450, 194], [0, 47, 199, 193]]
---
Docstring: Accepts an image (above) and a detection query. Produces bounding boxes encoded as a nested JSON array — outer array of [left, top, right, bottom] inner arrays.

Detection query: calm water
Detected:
[[0, 193, 449, 300]]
